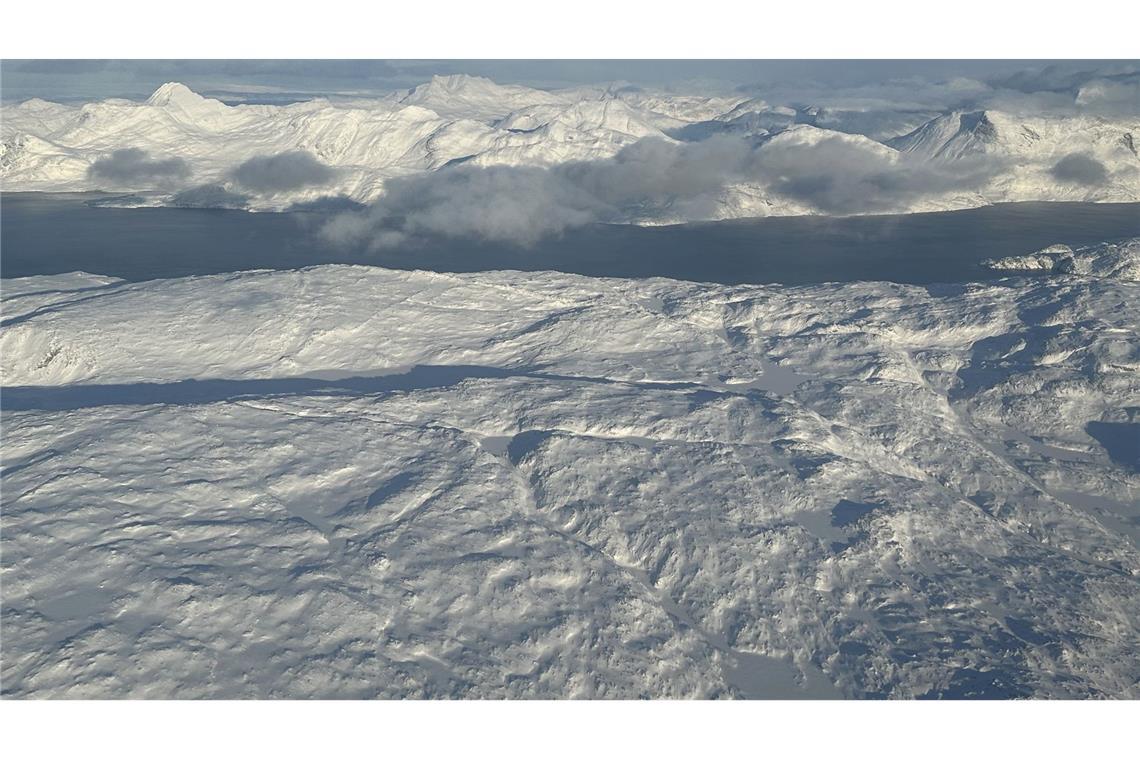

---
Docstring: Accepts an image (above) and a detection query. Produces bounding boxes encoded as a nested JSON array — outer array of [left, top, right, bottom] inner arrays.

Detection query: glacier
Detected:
[[1, 238, 1137, 698], [2, 75, 1138, 219]]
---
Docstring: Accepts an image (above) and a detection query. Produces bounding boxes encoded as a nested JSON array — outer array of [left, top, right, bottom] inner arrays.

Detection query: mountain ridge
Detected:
[[2, 79, 1138, 216]]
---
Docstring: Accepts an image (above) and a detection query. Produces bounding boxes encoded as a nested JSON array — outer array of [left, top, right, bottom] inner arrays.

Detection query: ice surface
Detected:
[[1, 240, 1138, 698]]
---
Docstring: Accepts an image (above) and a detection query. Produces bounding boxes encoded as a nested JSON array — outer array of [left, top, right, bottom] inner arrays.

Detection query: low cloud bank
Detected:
[[1075, 79, 1140, 113], [1050, 153, 1109, 186], [323, 134, 1000, 248], [229, 151, 338, 194], [323, 164, 597, 249], [87, 148, 189, 186], [753, 136, 997, 214]]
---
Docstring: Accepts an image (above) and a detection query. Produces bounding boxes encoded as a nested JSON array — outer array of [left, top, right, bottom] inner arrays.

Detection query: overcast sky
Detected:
[[3, 59, 1137, 103]]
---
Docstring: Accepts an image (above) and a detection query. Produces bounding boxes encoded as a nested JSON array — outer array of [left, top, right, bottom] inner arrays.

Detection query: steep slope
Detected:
[[889, 110, 1001, 159], [144, 82, 233, 124]]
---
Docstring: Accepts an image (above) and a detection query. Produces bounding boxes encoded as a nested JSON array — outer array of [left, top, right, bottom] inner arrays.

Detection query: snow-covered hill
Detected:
[[2, 239, 1137, 698], [2, 77, 1137, 217], [398, 74, 570, 122], [890, 110, 1140, 202], [0, 78, 682, 210]]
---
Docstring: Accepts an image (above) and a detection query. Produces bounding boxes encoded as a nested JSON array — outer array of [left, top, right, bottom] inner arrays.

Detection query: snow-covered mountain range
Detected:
[[2, 238, 1138, 697], [2, 70, 1139, 699], [2, 76, 1137, 220]]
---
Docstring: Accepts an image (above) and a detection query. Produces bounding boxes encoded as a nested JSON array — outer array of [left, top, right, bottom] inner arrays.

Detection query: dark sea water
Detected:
[[2, 193, 1138, 285]]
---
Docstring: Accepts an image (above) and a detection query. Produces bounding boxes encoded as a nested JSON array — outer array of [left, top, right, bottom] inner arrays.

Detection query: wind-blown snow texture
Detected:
[[2, 239, 1138, 698], [2, 76, 1138, 220]]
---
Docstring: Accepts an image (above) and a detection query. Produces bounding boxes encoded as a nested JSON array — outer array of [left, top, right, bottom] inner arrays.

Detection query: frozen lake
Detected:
[[2, 193, 1139, 284]]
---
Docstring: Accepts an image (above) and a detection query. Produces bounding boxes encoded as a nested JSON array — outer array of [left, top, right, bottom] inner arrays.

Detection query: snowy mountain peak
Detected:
[[147, 82, 198, 105], [888, 109, 1000, 160], [400, 74, 567, 122], [14, 97, 59, 110], [402, 74, 525, 107], [143, 82, 232, 125], [957, 110, 997, 139], [418, 74, 497, 94], [146, 82, 208, 108]]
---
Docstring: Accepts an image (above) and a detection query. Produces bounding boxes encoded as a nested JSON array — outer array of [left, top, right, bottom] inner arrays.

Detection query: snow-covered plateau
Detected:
[[1, 239, 1138, 698], [2, 76, 1138, 220]]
